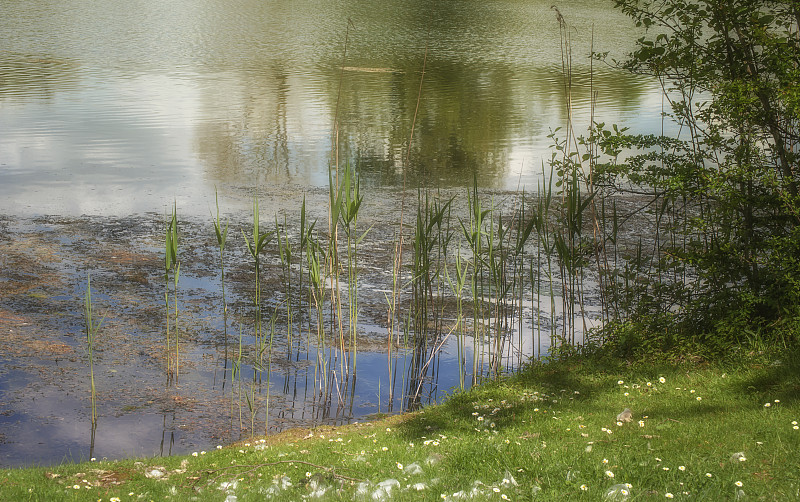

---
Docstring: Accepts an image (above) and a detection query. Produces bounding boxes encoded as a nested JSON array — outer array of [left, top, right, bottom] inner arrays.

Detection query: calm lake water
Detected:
[[0, 0, 662, 216], [0, 0, 663, 467]]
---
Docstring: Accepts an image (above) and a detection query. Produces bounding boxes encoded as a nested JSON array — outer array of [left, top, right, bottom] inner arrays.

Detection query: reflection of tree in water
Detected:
[[194, 5, 653, 190], [195, 64, 298, 186], [413, 63, 515, 180], [337, 61, 516, 187], [341, 58, 651, 189], [261, 66, 290, 179]]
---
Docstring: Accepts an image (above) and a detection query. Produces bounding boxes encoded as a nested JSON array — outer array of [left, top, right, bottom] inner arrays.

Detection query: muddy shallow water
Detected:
[[0, 186, 558, 467]]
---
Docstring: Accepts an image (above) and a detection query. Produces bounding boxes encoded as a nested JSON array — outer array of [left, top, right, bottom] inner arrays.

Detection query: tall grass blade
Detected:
[[84, 274, 104, 426]]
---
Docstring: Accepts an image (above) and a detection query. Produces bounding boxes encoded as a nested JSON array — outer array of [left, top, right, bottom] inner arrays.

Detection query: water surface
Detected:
[[0, 0, 660, 467], [0, 0, 661, 216]]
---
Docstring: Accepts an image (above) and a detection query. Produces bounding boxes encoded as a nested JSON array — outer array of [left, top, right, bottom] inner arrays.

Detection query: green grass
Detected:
[[3, 352, 799, 501]]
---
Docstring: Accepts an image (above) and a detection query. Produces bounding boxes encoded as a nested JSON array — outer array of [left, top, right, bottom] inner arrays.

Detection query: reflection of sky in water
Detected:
[[0, 342, 526, 467], [0, 72, 209, 215], [0, 0, 664, 217], [0, 387, 190, 467]]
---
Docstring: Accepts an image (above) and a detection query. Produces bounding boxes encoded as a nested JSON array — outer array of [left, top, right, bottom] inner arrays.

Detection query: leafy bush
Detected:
[[592, 0, 800, 353]]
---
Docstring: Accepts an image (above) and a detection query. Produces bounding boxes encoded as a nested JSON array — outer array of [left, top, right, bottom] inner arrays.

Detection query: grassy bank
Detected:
[[2, 350, 798, 501]]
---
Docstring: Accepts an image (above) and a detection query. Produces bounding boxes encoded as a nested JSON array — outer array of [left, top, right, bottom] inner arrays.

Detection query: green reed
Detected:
[[403, 190, 454, 406], [461, 179, 490, 383], [83, 274, 103, 426], [243, 305, 276, 437], [233, 322, 244, 432], [411, 192, 453, 345], [530, 165, 557, 359], [242, 197, 273, 367], [385, 225, 402, 407], [486, 204, 506, 375], [212, 189, 229, 310], [164, 202, 180, 382], [245, 377, 257, 436], [298, 195, 315, 317], [444, 241, 468, 389], [486, 204, 530, 375], [263, 308, 277, 435], [275, 215, 294, 358], [513, 191, 536, 367], [327, 164, 347, 379], [157, 150, 636, 420], [212, 188, 230, 385], [151, 172, 631, 420], [305, 237, 328, 393], [195, 175, 610, 414], [551, 154, 595, 346], [337, 164, 367, 375], [251, 306, 278, 434]]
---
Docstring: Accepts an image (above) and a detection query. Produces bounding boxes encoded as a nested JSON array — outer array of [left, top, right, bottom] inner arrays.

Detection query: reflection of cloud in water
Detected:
[[0, 385, 187, 466], [0, 73, 211, 216], [1, 382, 215, 467]]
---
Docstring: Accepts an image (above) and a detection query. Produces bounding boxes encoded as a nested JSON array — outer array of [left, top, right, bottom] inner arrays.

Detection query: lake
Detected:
[[0, 0, 662, 467], [0, 0, 662, 216]]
